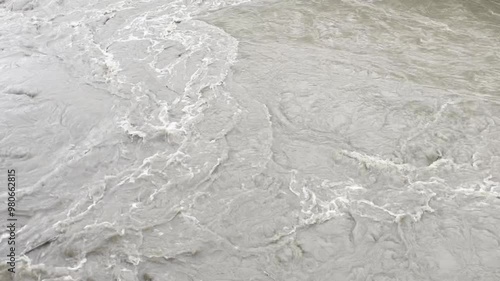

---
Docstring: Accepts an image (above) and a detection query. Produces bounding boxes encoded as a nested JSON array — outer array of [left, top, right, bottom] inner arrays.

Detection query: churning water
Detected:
[[1, 0, 500, 280]]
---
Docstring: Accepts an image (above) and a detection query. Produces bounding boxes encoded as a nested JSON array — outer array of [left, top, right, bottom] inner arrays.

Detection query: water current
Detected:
[[1, 0, 500, 280]]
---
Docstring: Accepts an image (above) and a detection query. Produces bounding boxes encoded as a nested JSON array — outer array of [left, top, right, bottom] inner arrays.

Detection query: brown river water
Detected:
[[1, 0, 500, 280]]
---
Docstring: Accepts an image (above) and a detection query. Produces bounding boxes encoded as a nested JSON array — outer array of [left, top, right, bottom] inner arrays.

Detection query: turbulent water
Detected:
[[1, 0, 500, 280]]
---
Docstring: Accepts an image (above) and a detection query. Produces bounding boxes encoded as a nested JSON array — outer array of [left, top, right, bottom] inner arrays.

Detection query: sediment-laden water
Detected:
[[1, 0, 500, 280]]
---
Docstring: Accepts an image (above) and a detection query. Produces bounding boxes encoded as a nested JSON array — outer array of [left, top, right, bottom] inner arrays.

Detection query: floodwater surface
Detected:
[[1, 0, 500, 280]]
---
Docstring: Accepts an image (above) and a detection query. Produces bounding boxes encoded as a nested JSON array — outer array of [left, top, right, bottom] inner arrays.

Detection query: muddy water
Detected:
[[1, 0, 500, 280]]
